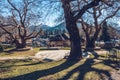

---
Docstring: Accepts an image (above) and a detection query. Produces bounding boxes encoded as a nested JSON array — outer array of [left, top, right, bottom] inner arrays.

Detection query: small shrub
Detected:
[[0, 45, 4, 52], [2, 45, 14, 49]]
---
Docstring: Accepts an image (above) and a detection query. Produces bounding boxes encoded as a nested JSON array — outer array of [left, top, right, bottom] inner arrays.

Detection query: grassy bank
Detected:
[[0, 57, 116, 80], [0, 48, 40, 57], [0, 48, 119, 80]]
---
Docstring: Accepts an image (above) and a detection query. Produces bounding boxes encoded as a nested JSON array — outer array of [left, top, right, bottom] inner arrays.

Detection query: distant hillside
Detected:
[[31, 22, 120, 35], [47, 22, 67, 32], [29, 22, 67, 33], [40, 25, 51, 30], [51, 22, 66, 30], [38, 22, 67, 33], [108, 26, 120, 38], [29, 24, 50, 31]]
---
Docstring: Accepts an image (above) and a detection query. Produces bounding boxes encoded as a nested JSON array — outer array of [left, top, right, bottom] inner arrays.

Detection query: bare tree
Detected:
[[38, 0, 119, 60], [59, 0, 120, 60], [0, 15, 5, 39], [0, 0, 43, 49], [60, 0, 107, 60], [79, 0, 120, 51]]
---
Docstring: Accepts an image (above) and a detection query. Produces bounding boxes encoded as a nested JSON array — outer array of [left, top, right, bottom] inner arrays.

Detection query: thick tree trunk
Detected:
[[85, 39, 95, 51], [14, 39, 26, 49], [69, 39, 82, 60], [84, 27, 100, 51], [61, 0, 82, 60], [66, 22, 82, 60], [16, 44, 26, 49]]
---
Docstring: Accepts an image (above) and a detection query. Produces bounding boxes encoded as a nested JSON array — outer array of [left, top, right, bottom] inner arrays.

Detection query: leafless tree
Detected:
[[78, 0, 120, 51], [0, 0, 43, 49], [60, 0, 111, 60]]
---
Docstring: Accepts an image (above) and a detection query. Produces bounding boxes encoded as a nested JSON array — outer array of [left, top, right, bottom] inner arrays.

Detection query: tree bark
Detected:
[[13, 39, 26, 49], [66, 22, 82, 60], [85, 39, 95, 51], [61, 0, 102, 60], [61, 0, 82, 60]]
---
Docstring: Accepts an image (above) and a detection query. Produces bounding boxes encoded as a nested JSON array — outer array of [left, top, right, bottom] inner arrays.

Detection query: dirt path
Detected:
[[35, 50, 70, 61], [0, 50, 70, 61], [0, 50, 109, 61]]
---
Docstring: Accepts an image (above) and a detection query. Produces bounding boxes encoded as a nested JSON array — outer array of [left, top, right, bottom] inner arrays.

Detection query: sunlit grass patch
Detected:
[[0, 59, 65, 79], [38, 59, 114, 80], [60, 47, 71, 50], [84, 71, 101, 80], [92, 63, 112, 71], [0, 48, 40, 57], [0, 56, 117, 80], [39, 59, 85, 80]]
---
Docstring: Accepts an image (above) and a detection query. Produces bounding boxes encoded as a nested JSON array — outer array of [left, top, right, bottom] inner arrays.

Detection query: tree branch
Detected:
[[0, 25, 14, 39], [100, 7, 120, 25], [74, 0, 101, 22]]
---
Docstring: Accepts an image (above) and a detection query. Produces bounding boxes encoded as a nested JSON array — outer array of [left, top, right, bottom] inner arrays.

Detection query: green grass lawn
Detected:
[[0, 57, 118, 80], [60, 47, 71, 50], [0, 48, 40, 57], [98, 49, 120, 61], [0, 48, 119, 80]]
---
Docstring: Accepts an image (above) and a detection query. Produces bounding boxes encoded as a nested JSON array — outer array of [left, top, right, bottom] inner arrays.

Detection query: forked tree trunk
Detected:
[[85, 39, 95, 51], [85, 29, 100, 51], [16, 44, 26, 49], [61, 0, 82, 60], [66, 22, 82, 60], [61, 0, 101, 60], [14, 39, 26, 49]]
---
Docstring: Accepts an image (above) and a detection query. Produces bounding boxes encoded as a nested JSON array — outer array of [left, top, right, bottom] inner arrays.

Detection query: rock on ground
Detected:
[[35, 50, 70, 61]]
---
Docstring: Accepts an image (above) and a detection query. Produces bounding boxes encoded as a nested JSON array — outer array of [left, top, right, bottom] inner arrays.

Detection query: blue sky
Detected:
[[0, 0, 62, 27], [0, 0, 120, 28]]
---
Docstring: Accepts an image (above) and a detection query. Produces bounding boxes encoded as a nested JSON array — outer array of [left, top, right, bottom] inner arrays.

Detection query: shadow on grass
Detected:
[[1, 51, 115, 80], [0, 59, 43, 69], [2, 60, 79, 80], [97, 50, 120, 70], [59, 52, 112, 80], [97, 57, 120, 70], [3, 48, 31, 54]]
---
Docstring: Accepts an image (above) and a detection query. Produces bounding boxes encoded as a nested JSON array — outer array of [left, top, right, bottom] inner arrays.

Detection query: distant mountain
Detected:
[[38, 22, 67, 32], [29, 22, 67, 32], [48, 22, 67, 31], [39, 25, 51, 30]]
